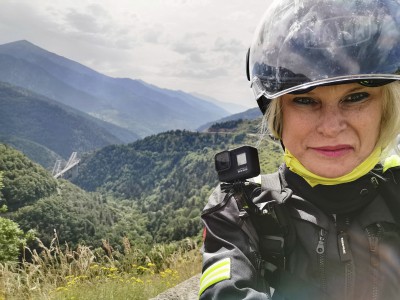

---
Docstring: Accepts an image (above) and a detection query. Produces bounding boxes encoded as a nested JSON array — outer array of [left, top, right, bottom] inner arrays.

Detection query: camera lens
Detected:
[[215, 151, 231, 171]]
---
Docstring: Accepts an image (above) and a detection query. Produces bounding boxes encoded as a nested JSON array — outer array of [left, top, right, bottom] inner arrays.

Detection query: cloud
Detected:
[[172, 32, 208, 54], [213, 37, 245, 54], [0, 2, 53, 34], [188, 52, 205, 64], [143, 27, 164, 44], [166, 65, 228, 79], [64, 8, 107, 34], [27, 2, 140, 51], [0, 0, 271, 106]]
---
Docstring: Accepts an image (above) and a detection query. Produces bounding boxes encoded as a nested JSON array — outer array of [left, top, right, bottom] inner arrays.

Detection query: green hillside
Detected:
[[70, 119, 283, 242], [0, 144, 58, 211], [0, 135, 61, 169], [0, 117, 283, 249], [0, 143, 149, 248]]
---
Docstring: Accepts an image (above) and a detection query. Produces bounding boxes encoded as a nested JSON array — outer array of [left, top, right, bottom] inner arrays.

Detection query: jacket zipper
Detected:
[[337, 216, 354, 300], [344, 255, 354, 300], [365, 223, 383, 300], [316, 228, 327, 293]]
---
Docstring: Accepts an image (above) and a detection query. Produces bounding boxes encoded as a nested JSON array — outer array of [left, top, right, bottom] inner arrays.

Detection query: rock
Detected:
[[150, 273, 201, 300]]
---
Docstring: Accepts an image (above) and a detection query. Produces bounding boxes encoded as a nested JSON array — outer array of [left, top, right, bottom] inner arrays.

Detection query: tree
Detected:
[[0, 215, 25, 262], [0, 172, 32, 262]]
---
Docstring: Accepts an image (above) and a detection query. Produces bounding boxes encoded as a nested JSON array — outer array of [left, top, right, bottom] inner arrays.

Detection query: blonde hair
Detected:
[[263, 82, 400, 159]]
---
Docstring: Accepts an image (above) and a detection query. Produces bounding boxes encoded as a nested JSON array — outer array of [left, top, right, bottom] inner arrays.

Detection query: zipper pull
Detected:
[[371, 176, 379, 189], [316, 228, 326, 254], [338, 231, 352, 262]]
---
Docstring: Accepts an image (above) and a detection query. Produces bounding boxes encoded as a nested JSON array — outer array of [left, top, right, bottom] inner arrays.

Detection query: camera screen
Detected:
[[236, 153, 247, 166]]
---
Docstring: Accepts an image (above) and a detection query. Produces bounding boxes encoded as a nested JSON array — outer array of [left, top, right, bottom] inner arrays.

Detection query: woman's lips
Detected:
[[310, 145, 353, 158]]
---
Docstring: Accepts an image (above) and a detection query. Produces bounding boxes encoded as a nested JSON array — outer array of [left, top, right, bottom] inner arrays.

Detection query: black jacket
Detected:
[[200, 165, 400, 300]]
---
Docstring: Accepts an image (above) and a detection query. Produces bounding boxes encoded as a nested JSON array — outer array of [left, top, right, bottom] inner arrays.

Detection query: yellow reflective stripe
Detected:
[[199, 258, 231, 297], [383, 155, 400, 172], [200, 257, 230, 286]]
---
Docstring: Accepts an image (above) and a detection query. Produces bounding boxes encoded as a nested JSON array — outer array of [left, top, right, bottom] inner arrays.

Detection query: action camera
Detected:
[[214, 146, 260, 183]]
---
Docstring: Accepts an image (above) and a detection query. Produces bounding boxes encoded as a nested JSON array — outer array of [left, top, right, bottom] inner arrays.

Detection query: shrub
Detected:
[[0, 214, 25, 262]]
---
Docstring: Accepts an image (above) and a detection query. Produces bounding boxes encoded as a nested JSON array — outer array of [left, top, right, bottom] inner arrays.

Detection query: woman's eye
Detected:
[[293, 97, 316, 105], [343, 92, 370, 103]]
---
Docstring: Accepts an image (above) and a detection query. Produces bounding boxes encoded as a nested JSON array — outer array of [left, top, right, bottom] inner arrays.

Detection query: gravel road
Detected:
[[150, 273, 201, 300]]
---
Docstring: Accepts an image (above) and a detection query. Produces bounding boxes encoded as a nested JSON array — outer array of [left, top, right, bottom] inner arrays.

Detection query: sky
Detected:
[[0, 0, 271, 109]]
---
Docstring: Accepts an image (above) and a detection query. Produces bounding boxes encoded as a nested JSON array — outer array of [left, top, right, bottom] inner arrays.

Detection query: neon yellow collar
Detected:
[[383, 155, 400, 172], [283, 147, 381, 187]]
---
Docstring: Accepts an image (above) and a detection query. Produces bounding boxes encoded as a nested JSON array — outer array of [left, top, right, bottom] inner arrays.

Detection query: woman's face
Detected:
[[281, 83, 383, 178]]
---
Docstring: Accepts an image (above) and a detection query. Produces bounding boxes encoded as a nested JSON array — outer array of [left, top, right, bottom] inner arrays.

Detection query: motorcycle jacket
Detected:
[[199, 163, 400, 300]]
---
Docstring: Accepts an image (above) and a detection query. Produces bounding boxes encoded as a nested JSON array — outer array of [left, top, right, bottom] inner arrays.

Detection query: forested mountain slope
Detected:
[[0, 143, 150, 248], [1, 118, 283, 249], [70, 119, 283, 242]]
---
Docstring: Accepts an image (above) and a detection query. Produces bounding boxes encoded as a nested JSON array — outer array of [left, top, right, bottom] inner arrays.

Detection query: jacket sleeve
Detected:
[[199, 185, 272, 300]]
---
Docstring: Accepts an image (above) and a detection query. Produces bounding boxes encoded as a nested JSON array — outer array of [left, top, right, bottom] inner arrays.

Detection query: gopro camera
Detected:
[[214, 146, 260, 183]]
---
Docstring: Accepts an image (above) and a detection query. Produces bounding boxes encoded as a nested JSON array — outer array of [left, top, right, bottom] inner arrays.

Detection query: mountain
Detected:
[[197, 107, 262, 131], [191, 92, 250, 114], [0, 143, 149, 248], [68, 120, 283, 242], [1, 118, 283, 248], [0, 40, 230, 137], [0, 81, 137, 162], [0, 135, 61, 169], [0, 143, 59, 211]]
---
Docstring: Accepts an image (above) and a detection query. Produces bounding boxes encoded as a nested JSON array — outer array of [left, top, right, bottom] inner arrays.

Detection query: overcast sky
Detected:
[[0, 0, 271, 109]]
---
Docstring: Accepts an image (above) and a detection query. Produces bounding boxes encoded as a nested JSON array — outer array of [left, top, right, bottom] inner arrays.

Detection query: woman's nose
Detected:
[[316, 106, 347, 137]]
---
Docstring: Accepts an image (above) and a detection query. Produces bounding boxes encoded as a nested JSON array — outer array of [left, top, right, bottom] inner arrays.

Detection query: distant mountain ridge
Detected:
[[0, 40, 231, 138], [0, 81, 137, 165], [197, 107, 262, 132], [191, 92, 250, 114]]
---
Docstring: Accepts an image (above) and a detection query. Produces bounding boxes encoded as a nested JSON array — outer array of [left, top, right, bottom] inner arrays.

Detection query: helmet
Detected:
[[247, 0, 400, 114]]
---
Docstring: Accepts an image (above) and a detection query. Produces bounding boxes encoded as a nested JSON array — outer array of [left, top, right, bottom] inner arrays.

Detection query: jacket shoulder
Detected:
[[202, 181, 263, 215], [202, 184, 227, 214]]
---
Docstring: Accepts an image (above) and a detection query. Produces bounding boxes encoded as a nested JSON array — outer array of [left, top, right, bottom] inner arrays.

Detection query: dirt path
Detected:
[[150, 273, 200, 300]]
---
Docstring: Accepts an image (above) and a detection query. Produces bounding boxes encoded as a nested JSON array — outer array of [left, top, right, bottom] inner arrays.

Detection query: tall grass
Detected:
[[0, 234, 202, 300]]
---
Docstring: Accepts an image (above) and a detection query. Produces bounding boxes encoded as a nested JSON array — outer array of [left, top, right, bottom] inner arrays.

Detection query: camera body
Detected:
[[214, 146, 260, 183]]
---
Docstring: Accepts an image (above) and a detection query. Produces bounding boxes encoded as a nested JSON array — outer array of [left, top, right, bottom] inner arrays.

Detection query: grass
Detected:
[[0, 234, 202, 300]]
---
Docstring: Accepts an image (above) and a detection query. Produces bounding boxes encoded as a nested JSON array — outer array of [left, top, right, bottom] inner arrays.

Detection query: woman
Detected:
[[199, 0, 400, 299]]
